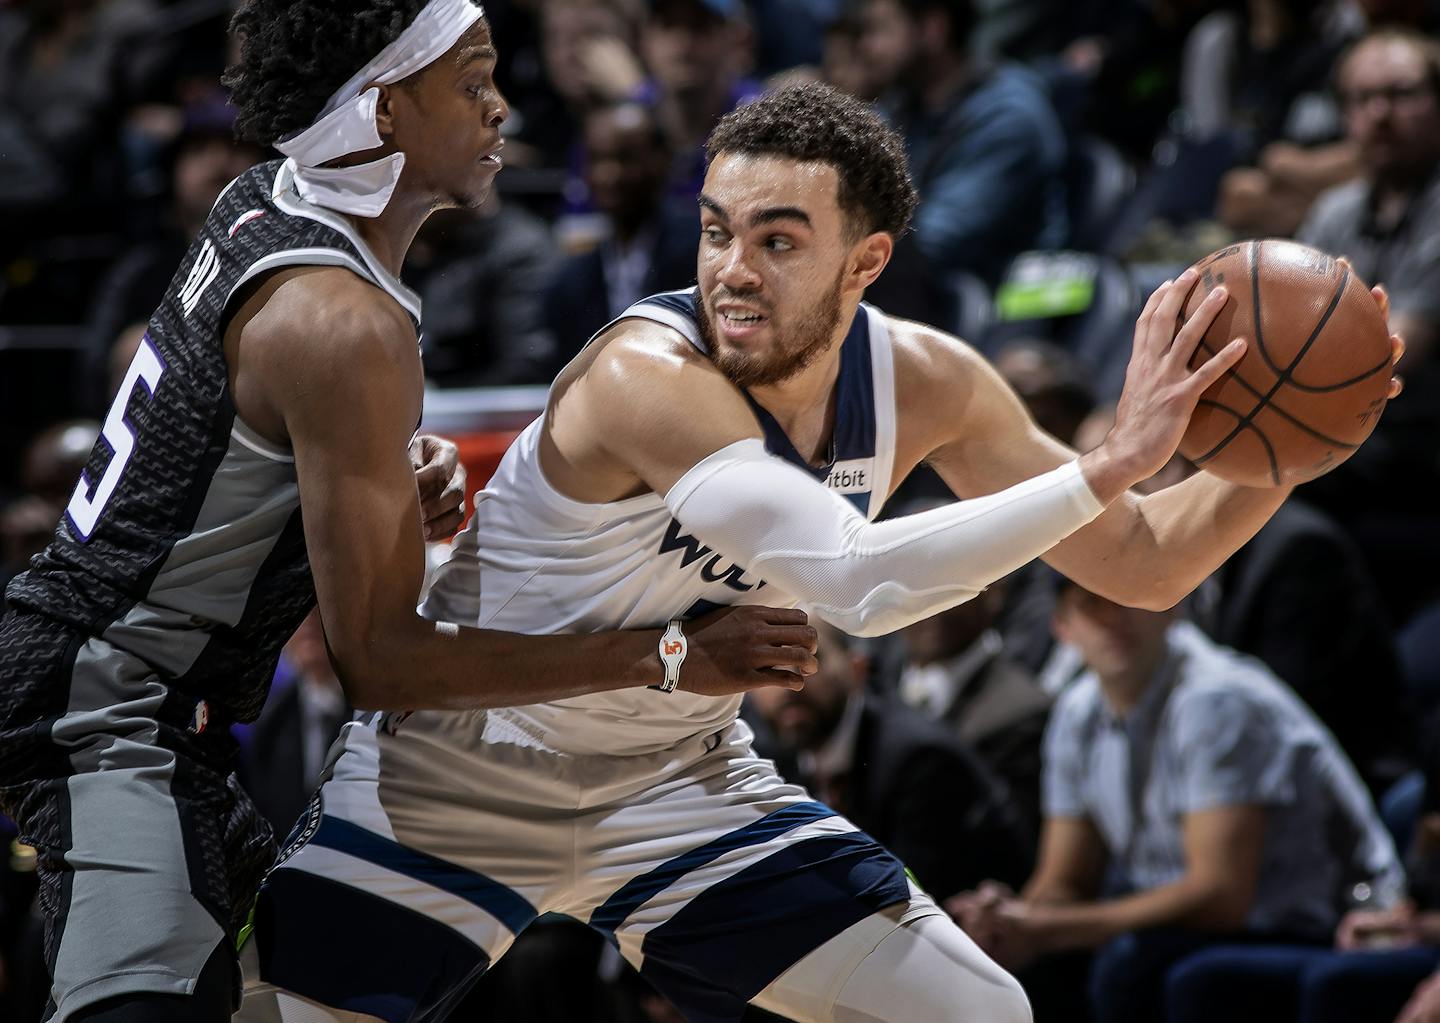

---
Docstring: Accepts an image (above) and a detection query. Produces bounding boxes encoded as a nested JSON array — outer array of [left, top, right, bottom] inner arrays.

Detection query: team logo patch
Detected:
[[825, 458, 872, 495], [189, 699, 210, 734]]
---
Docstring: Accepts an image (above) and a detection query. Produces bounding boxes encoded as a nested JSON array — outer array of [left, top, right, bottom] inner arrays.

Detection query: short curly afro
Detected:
[[223, 0, 484, 147], [705, 83, 918, 240]]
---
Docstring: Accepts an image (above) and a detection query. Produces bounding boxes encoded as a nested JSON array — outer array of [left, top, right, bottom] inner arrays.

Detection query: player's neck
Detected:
[[748, 339, 845, 462], [747, 296, 866, 431], [345, 193, 436, 278]]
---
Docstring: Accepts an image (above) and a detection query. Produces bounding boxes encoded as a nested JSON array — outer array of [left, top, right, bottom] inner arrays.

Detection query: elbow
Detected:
[[1109, 574, 1197, 613], [816, 587, 982, 638], [331, 655, 401, 712], [326, 625, 414, 712]]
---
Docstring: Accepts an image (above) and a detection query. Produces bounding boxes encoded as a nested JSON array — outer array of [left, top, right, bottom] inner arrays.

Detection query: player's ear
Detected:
[[372, 83, 399, 142], [850, 232, 893, 290]]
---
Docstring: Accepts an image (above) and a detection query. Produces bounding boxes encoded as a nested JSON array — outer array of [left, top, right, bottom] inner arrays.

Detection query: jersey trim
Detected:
[[269, 163, 422, 322], [865, 305, 898, 519], [231, 418, 294, 463], [588, 289, 705, 354], [225, 247, 384, 313]]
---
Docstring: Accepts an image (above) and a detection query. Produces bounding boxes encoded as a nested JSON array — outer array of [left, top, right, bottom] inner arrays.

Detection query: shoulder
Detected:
[[240, 267, 420, 401], [578, 316, 715, 390], [1168, 626, 1284, 724], [1049, 675, 1102, 732], [551, 314, 740, 439], [964, 64, 1063, 130], [253, 268, 414, 353], [886, 314, 991, 392], [886, 312, 1025, 432], [1301, 180, 1369, 241]]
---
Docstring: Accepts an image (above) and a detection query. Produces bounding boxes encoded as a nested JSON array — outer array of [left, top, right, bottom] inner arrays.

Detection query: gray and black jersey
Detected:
[[5, 159, 421, 724]]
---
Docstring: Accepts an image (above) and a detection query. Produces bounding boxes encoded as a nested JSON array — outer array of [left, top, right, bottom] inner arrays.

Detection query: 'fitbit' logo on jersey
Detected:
[[658, 518, 766, 593], [826, 459, 872, 495]]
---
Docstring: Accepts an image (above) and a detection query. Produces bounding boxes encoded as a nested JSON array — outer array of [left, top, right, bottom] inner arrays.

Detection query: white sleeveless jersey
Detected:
[[420, 289, 899, 755]]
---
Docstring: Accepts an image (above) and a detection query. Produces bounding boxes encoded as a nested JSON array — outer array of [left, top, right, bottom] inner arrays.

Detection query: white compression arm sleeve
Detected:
[[664, 438, 1106, 637]]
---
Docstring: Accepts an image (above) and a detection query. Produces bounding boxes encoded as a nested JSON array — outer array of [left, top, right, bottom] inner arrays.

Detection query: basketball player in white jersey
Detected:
[[241, 83, 1404, 1022]]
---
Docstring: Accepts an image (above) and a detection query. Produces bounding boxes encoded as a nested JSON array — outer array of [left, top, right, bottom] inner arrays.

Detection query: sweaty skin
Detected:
[[542, 152, 1404, 615], [218, 23, 817, 711]]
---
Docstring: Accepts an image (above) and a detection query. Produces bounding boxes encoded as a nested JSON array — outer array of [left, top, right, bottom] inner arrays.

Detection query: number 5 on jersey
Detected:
[[66, 334, 167, 541]]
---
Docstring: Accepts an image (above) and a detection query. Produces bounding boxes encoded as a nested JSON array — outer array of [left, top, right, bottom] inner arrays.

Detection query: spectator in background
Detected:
[[993, 338, 1098, 445], [1181, 0, 1360, 239], [240, 611, 351, 839], [1161, 702, 1440, 1023], [544, 103, 699, 364], [749, 624, 1032, 900], [889, 564, 1052, 842], [951, 575, 1403, 1023], [1, 420, 98, 590], [637, 0, 762, 200], [818, 12, 884, 102], [512, 0, 646, 174], [855, 0, 1068, 284], [406, 197, 562, 388], [1354, 0, 1440, 33], [86, 92, 267, 412], [1072, 405, 1411, 797], [1296, 27, 1440, 624], [0, 0, 166, 208]]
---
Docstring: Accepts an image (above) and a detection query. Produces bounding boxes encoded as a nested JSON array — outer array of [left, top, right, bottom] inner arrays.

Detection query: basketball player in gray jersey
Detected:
[[0, 2, 815, 1020]]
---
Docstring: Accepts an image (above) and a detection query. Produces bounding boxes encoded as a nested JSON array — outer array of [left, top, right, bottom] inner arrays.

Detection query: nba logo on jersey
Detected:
[[189, 699, 210, 735]]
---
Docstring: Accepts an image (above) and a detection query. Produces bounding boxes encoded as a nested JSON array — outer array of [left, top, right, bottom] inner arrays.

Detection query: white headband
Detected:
[[275, 0, 486, 218]]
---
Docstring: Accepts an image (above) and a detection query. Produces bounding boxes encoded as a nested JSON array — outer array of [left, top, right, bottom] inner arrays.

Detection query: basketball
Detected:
[[1177, 239, 1393, 488]]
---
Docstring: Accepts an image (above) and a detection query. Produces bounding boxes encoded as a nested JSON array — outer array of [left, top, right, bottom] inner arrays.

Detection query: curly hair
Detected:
[[705, 83, 918, 239], [223, 0, 483, 146]]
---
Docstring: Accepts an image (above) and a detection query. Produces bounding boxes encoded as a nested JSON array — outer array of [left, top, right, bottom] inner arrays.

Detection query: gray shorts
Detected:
[[0, 610, 274, 1021]]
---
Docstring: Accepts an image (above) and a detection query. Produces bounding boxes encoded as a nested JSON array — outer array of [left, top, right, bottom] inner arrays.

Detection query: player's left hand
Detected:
[[1363, 279, 1406, 399], [411, 434, 467, 541]]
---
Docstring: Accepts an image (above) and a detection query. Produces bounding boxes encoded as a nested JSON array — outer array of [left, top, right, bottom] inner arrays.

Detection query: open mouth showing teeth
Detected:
[[722, 312, 764, 324]]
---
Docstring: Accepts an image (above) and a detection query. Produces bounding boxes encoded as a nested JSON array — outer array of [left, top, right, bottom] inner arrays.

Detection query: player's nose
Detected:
[[717, 243, 761, 289], [487, 84, 510, 127]]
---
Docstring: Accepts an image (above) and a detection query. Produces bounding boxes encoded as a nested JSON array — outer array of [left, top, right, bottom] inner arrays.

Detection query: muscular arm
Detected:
[[924, 340, 1289, 610], [558, 323, 1109, 636], [232, 271, 812, 710]]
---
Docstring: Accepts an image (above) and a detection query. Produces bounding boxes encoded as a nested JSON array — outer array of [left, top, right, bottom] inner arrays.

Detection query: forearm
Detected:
[[1022, 876, 1244, 953], [340, 616, 663, 711], [1020, 876, 1094, 907], [1051, 471, 1290, 609], [666, 440, 1104, 637]]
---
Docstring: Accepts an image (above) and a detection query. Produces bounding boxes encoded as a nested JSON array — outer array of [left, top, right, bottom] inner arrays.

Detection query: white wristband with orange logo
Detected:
[[657, 619, 687, 694]]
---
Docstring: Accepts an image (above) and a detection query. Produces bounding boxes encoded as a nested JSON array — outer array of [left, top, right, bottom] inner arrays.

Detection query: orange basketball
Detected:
[[1177, 239, 1393, 488]]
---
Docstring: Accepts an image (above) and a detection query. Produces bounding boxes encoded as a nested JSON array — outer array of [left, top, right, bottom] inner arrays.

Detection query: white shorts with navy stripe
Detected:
[[245, 709, 930, 1023]]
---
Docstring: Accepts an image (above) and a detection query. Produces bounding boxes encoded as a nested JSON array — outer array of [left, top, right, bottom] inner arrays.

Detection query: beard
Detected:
[[698, 271, 846, 390]]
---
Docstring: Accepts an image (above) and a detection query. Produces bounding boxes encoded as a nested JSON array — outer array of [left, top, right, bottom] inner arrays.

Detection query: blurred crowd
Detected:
[[3, 0, 1440, 1020]]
